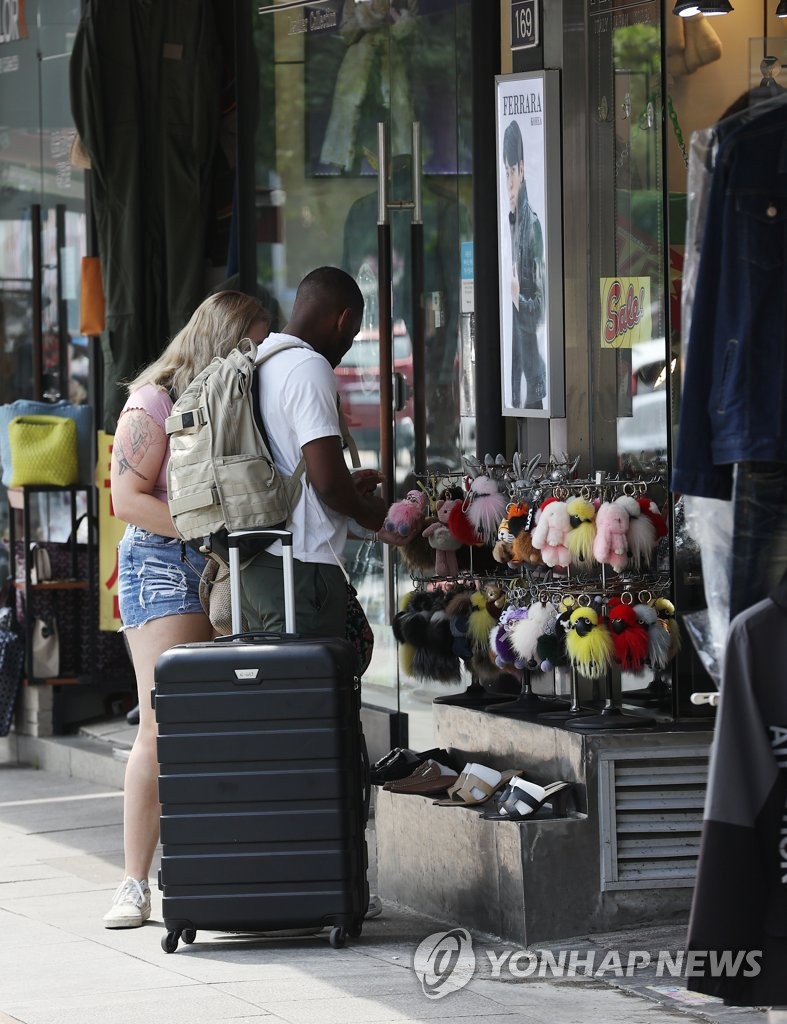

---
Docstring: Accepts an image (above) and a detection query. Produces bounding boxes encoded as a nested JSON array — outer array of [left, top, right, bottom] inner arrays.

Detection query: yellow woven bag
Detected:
[[7, 415, 78, 487]]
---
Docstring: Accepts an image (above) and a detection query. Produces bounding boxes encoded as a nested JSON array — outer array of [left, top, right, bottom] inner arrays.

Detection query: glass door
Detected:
[[251, 0, 473, 748]]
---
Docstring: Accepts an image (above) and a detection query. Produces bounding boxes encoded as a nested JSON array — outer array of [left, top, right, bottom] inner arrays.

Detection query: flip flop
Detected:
[[433, 765, 519, 807], [482, 778, 572, 820]]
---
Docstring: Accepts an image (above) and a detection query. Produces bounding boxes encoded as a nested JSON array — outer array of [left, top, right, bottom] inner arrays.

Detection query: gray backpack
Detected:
[[165, 338, 305, 545]]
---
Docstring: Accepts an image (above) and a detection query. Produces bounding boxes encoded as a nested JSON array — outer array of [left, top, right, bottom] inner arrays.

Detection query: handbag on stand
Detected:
[[0, 606, 24, 737], [31, 616, 59, 680], [30, 544, 53, 586]]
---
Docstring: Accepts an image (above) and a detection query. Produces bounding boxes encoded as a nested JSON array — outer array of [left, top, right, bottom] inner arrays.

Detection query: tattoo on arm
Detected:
[[115, 412, 154, 479]]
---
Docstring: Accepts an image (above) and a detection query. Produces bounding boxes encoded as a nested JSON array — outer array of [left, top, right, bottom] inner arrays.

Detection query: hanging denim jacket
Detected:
[[672, 101, 787, 500]]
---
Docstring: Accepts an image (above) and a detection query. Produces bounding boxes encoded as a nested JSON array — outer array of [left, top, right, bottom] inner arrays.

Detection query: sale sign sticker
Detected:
[[600, 276, 652, 349]]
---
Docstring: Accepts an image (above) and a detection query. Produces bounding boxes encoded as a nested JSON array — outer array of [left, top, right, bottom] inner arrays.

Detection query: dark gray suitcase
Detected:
[[153, 529, 370, 953]]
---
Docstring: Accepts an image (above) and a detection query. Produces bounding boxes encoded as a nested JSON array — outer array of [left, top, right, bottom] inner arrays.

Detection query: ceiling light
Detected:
[[697, 0, 733, 13], [672, 0, 700, 14]]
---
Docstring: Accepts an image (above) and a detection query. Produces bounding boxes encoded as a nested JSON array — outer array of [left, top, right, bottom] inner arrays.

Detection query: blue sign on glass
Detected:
[[461, 241, 474, 281]]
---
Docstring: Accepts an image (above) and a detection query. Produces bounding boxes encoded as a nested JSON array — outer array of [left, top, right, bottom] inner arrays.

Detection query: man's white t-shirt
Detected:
[[255, 333, 346, 564]]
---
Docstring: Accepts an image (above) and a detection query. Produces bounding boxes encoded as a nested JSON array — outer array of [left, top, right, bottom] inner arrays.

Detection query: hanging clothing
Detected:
[[671, 95, 787, 501], [70, 0, 223, 430], [686, 574, 787, 1006]]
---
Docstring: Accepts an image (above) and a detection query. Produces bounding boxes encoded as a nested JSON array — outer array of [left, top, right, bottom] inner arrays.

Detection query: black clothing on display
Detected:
[[70, 0, 224, 430], [686, 574, 787, 1006], [508, 180, 545, 409]]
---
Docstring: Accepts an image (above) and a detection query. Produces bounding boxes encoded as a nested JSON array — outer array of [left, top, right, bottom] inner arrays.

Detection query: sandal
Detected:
[[371, 747, 455, 786], [481, 778, 573, 820], [433, 764, 518, 807]]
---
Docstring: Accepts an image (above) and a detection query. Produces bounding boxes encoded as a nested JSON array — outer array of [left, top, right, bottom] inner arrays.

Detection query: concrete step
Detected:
[[0, 727, 127, 789]]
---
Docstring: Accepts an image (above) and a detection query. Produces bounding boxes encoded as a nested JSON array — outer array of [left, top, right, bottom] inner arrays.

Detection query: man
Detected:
[[504, 119, 546, 410], [241, 266, 387, 638]]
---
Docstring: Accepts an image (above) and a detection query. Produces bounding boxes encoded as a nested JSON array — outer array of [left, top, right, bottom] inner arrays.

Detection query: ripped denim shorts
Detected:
[[117, 525, 205, 629]]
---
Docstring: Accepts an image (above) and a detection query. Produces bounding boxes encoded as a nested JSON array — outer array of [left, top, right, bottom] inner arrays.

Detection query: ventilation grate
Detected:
[[599, 748, 709, 891]]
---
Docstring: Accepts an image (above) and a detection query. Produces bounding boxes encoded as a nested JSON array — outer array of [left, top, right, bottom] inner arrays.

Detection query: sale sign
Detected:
[[600, 276, 652, 349]]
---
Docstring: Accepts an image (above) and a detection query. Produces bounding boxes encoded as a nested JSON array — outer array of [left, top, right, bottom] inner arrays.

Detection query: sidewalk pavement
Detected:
[[0, 722, 770, 1024]]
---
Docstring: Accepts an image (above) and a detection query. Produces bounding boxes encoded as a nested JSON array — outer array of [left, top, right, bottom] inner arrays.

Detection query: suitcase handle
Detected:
[[360, 729, 371, 823], [227, 529, 296, 634], [214, 630, 300, 645]]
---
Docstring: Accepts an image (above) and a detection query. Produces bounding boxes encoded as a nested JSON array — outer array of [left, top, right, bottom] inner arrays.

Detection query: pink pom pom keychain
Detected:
[[465, 475, 507, 546]]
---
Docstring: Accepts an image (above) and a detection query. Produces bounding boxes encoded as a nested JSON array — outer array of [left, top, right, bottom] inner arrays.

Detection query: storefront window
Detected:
[[588, 0, 670, 479], [251, 0, 473, 746]]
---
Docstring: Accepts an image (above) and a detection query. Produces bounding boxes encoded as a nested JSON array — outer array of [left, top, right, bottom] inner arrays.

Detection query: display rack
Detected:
[[7, 484, 96, 686]]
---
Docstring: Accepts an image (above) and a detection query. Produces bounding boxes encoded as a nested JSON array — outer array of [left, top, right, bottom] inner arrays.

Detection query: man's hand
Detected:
[[510, 262, 520, 306], [352, 468, 383, 496]]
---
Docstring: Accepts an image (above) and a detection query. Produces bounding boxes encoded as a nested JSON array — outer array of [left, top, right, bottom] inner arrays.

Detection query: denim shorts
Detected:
[[117, 525, 205, 629]]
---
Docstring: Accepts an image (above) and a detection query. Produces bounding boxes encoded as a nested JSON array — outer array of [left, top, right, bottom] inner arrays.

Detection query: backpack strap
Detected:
[[337, 395, 361, 468]]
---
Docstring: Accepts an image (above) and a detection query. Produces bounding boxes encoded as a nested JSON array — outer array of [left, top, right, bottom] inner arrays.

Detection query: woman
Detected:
[[104, 291, 271, 928]]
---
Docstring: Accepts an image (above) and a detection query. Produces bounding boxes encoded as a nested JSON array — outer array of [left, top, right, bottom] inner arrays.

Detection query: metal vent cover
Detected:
[[598, 746, 710, 891]]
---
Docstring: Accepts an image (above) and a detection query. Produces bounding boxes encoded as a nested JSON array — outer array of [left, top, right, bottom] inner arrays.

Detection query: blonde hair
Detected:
[[127, 291, 271, 398]]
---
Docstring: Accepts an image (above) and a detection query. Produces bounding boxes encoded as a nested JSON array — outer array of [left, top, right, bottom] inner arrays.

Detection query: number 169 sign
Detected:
[[511, 0, 539, 52]]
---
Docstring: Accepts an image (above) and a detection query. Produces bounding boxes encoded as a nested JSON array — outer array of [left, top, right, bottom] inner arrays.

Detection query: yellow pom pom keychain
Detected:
[[565, 606, 614, 679], [565, 496, 597, 567]]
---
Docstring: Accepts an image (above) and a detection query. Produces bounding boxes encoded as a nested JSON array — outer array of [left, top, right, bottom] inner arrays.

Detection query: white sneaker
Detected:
[[103, 876, 151, 929], [365, 894, 383, 920]]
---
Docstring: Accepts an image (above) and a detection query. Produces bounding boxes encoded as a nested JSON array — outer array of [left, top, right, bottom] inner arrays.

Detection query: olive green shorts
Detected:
[[240, 550, 347, 639]]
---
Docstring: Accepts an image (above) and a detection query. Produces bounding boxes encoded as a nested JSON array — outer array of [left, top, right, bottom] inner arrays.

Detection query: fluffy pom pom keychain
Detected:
[[492, 511, 516, 564], [566, 496, 597, 567], [465, 476, 507, 546], [489, 612, 521, 673], [605, 597, 649, 672], [380, 489, 429, 544], [447, 499, 483, 547], [412, 608, 461, 684], [467, 591, 497, 651], [421, 498, 463, 577], [392, 590, 419, 676], [565, 606, 614, 679], [509, 601, 558, 670], [400, 516, 437, 573], [637, 497, 668, 540], [592, 500, 630, 572], [509, 503, 542, 566], [633, 602, 671, 669], [654, 597, 682, 659], [530, 497, 571, 568], [614, 495, 656, 570], [537, 599, 572, 671]]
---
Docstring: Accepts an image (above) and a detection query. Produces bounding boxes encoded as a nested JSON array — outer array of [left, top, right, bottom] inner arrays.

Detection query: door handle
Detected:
[[393, 371, 408, 413]]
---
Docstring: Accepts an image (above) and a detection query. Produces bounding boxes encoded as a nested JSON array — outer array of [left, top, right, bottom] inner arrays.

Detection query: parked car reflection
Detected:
[[618, 337, 672, 455], [336, 319, 415, 460]]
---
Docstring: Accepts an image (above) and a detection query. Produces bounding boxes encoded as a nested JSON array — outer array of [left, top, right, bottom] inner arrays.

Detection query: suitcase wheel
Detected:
[[182, 928, 197, 944], [162, 930, 180, 954], [328, 926, 347, 949]]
